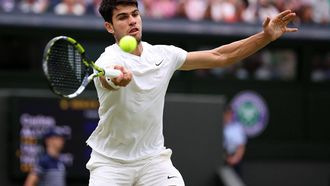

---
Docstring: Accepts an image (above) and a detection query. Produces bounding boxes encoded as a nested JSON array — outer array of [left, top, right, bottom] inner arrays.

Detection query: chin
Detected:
[[135, 34, 142, 43], [136, 37, 142, 44]]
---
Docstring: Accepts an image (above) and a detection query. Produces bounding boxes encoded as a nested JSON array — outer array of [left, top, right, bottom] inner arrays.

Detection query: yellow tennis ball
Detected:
[[119, 35, 137, 53]]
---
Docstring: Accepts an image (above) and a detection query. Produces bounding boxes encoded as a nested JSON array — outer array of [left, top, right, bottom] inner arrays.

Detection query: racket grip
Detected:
[[104, 68, 122, 78]]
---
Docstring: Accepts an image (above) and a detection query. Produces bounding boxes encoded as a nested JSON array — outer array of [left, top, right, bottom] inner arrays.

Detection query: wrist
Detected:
[[261, 31, 275, 42]]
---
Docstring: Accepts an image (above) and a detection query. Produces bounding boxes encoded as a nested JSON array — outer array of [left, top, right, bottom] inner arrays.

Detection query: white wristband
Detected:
[[106, 78, 120, 90]]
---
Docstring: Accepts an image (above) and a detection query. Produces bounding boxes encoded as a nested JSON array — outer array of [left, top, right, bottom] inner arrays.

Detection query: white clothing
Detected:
[[86, 149, 185, 186], [223, 122, 247, 155], [86, 42, 187, 161]]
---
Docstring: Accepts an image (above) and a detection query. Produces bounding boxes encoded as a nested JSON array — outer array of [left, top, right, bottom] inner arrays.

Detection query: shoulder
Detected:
[[225, 122, 244, 132], [144, 42, 184, 52], [95, 44, 121, 66], [143, 42, 187, 58], [38, 153, 51, 163]]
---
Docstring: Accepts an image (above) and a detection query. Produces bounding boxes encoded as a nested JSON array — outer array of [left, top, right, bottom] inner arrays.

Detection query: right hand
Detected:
[[263, 10, 298, 41], [111, 65, 132, 87]]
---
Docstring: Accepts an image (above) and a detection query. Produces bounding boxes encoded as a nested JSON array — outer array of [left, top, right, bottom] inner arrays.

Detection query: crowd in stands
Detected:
[[0, 0, 328, 81], [311, 51, 330, 82], [0, 0, 329, 25]]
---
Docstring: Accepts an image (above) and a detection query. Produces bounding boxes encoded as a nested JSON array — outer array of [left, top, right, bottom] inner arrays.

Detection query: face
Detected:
[[224, 109, 233, 125], [105, 4, 142, 44], [46, 136, 65, 152]]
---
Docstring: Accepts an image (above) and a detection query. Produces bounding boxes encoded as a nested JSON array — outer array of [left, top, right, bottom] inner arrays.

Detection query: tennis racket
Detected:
[[42, 36, 121, 99]]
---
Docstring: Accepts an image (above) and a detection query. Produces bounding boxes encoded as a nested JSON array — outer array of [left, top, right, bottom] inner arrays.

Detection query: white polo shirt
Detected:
[[86, 42, 187, 161]]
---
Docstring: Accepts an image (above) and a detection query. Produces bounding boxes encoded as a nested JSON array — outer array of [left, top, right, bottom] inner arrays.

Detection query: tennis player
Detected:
[[86, 0, 297, 185]]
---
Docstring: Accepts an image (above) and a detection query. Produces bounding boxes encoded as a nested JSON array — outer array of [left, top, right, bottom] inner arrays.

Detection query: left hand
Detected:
[[263, 10, 298, 41], [226, 156, 239, 166]]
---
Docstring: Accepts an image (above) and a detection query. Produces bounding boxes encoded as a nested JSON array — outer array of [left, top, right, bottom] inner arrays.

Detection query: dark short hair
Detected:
[[43, 127, 68, 139], [99, 0, 138, 23]]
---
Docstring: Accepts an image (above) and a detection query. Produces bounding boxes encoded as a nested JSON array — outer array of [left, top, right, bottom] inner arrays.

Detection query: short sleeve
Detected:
[[167, 45, 188, 70]]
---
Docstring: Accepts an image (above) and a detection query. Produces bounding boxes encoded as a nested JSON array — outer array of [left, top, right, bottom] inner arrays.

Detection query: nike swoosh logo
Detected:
[[167, 176, 177, 179], [155, 59, 164, 66]]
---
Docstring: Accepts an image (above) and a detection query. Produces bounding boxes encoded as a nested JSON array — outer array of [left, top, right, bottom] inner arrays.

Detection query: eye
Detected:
[[118, 15, 129, 20], [132, 10, 140, 17]]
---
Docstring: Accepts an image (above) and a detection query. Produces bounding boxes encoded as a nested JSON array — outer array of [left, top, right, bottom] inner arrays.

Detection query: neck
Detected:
[[131, 43, 143, 56]]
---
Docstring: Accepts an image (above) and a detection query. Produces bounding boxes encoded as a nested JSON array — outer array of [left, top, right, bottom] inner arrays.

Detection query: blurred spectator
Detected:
[[1, 0, 328, 26], [223, 105, 247, 177], [311, 52, 330, 82], [137, 0, 145, 16], [181, 0, 208, 21], [271, 50, 297, 80], [210, 0, 239, 23], [0, 0, 15, 12], [299, 1, 314, 24], [85, 0, 98, 15], [143, 0, 178, 19], [18, 0, 49, 13], [53, 0, 85, 15], [312, 0, 330, 24], [256, 0, 279, 22], [273, 0, 285, 11], [235, 0, 249, 22], [254, 50, 272, 80], [241, 0, 258, 23], [24, 127, 68, 186], [283, 0, 301, 12]]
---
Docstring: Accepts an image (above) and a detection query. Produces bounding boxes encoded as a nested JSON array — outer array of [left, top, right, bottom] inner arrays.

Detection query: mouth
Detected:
[[129, 28, 139, 34]]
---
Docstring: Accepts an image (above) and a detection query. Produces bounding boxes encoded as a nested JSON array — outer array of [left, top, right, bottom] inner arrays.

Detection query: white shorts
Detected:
[[86, 149, 185, 186]]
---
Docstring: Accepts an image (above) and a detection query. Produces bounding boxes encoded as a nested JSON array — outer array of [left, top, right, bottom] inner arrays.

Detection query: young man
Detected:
[[86, 0, 297, 185], [24, 128, 67, 186], [223, 106, 247, 177]]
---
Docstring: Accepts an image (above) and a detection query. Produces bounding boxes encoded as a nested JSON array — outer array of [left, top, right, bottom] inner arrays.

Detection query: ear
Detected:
[[104, 22, 114, 34]]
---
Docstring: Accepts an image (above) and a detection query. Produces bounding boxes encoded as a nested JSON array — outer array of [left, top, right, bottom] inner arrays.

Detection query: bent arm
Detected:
[[24, 172, 39, 186], [226, 144, 246, 166]]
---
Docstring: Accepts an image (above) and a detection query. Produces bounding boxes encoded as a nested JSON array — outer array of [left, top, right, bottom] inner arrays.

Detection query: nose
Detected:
[[128, 15, 136, 26]]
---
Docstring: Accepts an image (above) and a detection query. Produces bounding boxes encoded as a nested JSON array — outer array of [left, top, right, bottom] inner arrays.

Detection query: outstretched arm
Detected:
[[180, 10, 298, 71]]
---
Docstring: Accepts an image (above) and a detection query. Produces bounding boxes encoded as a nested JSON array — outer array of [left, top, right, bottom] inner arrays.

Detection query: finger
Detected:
[[286, 27, 298, 32], [283, 12, 296, 23], [126, 71, 133, 81], [113, 66, 125, 78], [122, 73, 132, 84], [263, 17, 271, 28], [113, 71, 123, 81], [120, 76, 131, 87], [114, 65, 124, 71], [121, 67, 129, 75], [277, 9, 292, 19], [113, 76, 123, 83]]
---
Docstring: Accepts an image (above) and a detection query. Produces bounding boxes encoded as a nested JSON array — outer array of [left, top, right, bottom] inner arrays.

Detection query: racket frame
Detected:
[[43, 36, 119, 99]]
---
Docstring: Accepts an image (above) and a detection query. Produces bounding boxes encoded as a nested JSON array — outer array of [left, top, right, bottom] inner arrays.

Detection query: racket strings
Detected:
[[46, 40, 89, 95]]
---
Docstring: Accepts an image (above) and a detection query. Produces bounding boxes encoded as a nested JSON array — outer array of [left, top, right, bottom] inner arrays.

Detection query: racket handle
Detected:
[[104, 68, 122, 78]]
